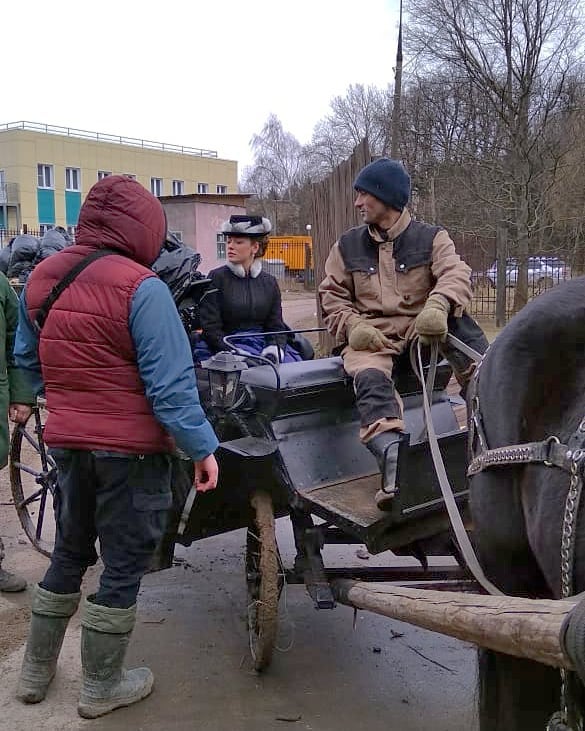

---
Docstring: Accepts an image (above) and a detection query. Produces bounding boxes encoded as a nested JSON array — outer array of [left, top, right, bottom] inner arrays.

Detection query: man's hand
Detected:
[[9, 404, 32, 424], [194, 453, 219, 492], [348, 321, 391, 352], [414, 294, 450, 345]]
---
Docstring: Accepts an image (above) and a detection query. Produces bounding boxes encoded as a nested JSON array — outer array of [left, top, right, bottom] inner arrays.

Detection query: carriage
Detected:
[[13, 271, 585, 731], [8, 275, 475, 671]]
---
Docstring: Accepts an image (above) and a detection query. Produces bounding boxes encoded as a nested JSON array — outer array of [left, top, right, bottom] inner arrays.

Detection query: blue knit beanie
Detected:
[[353, 158, 411, 211]]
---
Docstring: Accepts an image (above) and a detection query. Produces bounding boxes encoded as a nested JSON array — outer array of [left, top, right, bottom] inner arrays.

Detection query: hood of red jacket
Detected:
[[75, 175, 166, 267]]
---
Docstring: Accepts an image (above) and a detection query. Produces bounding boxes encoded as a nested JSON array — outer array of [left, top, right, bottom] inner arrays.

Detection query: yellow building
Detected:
[[0, 121, 238, 234]]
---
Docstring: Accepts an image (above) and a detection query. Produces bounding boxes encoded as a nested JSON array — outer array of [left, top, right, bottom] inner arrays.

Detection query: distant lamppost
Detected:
[[304, 224, 313, 290], [390, 0, 403, 159]]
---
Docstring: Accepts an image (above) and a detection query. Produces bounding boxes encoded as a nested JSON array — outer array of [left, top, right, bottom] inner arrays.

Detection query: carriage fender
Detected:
[[218, 436, 278, 459]]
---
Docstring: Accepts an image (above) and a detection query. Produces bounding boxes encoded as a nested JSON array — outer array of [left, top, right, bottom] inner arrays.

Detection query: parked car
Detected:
[[475, 256, 571, 289]]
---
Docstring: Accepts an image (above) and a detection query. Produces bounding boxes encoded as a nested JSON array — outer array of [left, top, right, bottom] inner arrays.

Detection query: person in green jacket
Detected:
[[0, 271, 36, 592]]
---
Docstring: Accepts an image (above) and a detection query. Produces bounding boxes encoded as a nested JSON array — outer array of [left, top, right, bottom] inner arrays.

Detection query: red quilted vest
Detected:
[[24, 176, 173, 454]]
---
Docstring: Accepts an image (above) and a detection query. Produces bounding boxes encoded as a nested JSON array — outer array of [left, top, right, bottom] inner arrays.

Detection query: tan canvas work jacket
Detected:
[[319, 209, 473, 347]]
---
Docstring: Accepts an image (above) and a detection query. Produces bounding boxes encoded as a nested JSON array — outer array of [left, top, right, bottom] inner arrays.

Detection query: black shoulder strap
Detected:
[[34, 249, 117, 333]]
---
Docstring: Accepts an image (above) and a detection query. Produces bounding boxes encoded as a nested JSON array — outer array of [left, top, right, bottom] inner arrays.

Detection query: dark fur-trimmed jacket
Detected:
[[318, 209, 473, 346], [199, 262, 287, 352]]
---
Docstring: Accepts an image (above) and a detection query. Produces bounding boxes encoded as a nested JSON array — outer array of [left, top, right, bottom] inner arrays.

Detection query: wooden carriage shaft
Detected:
[[332, 580, 577, 670]]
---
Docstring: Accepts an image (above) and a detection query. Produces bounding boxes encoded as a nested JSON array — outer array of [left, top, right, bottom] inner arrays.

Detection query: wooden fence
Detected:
[[311, 139, 372, 354]]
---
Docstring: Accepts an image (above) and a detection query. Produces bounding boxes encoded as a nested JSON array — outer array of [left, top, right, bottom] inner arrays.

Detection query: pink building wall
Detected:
[[160, 194, 250, 275]]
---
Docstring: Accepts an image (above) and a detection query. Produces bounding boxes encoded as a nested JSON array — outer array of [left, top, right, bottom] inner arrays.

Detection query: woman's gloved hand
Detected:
[[414, 293, 450, 345], [348, 320, 391, 352], [261, 345, 284, 364]]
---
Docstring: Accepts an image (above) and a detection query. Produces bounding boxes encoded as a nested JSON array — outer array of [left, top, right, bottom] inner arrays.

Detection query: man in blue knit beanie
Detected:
[[319, 157, 487, 510]]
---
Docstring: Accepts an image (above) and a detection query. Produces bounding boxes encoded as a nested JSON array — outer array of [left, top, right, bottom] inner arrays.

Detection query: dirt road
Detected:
[[0, 466, 478, 731]]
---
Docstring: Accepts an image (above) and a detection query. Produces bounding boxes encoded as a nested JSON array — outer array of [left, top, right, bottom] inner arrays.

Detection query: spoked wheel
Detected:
[[245, 490, 283, 671], [9, 405, 57, 557]]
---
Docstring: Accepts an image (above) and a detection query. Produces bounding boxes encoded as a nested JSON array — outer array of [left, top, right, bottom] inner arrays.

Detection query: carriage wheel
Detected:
[[9, 406, 57, 557], [245, 490, 282, 671]]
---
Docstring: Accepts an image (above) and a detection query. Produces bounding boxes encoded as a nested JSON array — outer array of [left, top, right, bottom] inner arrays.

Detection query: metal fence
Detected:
[[456, 234, 575, 324], [0, 228, 41, 247]]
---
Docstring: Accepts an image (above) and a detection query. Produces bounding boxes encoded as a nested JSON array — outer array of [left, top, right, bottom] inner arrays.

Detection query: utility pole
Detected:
[[390, 0, 403, 159]]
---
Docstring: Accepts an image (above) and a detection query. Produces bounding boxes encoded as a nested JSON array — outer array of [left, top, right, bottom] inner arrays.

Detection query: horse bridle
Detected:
[[467, 362, 585, 601], [466, 352, 585, 731]]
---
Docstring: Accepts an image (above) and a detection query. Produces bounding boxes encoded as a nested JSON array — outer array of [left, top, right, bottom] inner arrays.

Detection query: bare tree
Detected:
[[240, 114, 307, 201], [406, 0, 585, 310], [306, 84, 393, 177]]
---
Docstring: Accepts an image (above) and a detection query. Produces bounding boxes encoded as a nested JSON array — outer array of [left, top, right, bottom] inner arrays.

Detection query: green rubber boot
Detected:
[[77, 598, 154, 719], [16, 585, 81, 703]]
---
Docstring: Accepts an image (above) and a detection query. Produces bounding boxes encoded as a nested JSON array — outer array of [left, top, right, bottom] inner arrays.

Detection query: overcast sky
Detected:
[[4, 1, 399, 175]]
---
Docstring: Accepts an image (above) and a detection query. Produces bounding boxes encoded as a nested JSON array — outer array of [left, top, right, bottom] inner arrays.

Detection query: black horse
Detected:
[[469, 276, 585, 730]]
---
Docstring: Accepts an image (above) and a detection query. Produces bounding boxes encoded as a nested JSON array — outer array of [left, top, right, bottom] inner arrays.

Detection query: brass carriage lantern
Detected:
[[200, 351, 248, 409]]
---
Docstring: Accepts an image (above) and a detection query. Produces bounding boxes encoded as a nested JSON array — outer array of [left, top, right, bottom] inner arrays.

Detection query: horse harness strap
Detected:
[[467, 437, 580, 476], [412, 339, 504, 596], [468, 393, 585, 479]]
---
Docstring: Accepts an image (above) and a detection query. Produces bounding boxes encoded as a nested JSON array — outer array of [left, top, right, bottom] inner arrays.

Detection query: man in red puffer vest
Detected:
[[13, 176, 219, 718]]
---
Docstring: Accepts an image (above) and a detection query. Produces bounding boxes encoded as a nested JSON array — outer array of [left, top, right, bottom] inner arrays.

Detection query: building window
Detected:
[[151, 178, 163, 197], [216, 233, 227, 259], [170, 230, 183, 242], [39, 224, 54, 235], [97, 170, 111, 180], [124, 174, 136, 180], [197, 182, 209, 194], [65, 167, 81, 191], [172, 180, 184, 196], [37, 164, 54, 189], [216, 185, 228, 194]]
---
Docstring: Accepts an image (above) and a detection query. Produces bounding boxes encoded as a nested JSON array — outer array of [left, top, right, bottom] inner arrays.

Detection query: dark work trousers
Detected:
[[41, 449, 172, 609], [351, 313, 489, 432]]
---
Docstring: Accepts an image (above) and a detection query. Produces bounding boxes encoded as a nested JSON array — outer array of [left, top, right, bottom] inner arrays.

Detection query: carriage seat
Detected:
[[240, 356, 345, 391], [239, 354, 453, 396]]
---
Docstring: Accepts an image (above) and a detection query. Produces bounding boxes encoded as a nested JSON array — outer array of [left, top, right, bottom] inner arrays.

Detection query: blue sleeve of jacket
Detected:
[[14, 289, 44, 397], [130, 277, 218, 461]]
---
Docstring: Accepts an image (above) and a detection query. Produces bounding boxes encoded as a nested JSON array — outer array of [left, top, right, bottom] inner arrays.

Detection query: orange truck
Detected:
[[265, 236, 312, 272]]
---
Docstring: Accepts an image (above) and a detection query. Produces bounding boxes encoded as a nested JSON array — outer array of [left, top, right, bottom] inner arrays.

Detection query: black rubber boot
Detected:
[[78, 598, 153, 719], [16, 585, 81, 703], [366, 432, 402, 511]]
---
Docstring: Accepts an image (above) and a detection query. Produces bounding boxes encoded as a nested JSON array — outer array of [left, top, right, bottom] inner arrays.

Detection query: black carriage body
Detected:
[[178, 355, 469, 556]]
